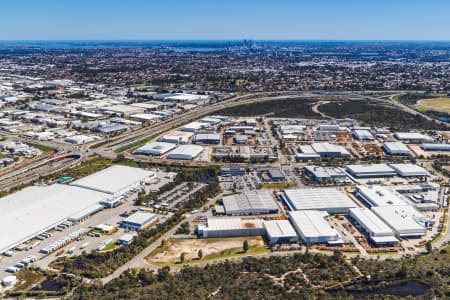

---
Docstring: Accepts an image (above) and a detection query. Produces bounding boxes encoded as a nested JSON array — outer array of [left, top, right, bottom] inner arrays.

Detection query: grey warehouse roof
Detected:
[[223, 190, 279, 215], [283, 188, 356, 212]]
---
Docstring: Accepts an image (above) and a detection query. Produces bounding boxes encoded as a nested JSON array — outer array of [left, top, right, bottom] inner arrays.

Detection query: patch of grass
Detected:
[[415, 97, 450, 114], [258, 182, 298, 189], [101, 241, 118, 252], [13, 270, 44, 291], [42, 157, 112, 181], [28, 143, 54, 152]]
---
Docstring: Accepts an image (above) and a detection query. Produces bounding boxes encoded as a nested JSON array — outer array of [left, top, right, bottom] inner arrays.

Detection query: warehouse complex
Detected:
[[371, 205, 429, 237], [349, 208, 399, 245], [297, 142, 350, 160], [289, 210, 343, 244], [0, 165, 163, 254], [303, 166, 349, 184], [222, 190, 279, 215], [0, 184, 109, 254], [283, 188, 356, 213]]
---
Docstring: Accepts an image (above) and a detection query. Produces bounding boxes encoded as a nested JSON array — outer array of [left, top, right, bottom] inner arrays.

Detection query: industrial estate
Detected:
[[0, 39, 449, 299]]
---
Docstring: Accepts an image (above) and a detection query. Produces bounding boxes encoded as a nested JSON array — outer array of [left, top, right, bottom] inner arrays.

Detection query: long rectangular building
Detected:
[[71, 165, 155, 197], [283, 188, 357, 213], [349, 207, 399, 245], [197, 218, 264, 238], [346, 164, 396, 178], [222, 190, 279, 215], [289, 210, 343, 244]]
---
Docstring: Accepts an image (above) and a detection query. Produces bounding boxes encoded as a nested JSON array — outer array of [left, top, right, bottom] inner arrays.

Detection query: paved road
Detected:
[[101, 193, 222, 284]]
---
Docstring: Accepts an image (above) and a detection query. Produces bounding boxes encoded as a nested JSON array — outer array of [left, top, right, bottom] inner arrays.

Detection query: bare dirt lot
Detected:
[[147, 236, 266, 265]]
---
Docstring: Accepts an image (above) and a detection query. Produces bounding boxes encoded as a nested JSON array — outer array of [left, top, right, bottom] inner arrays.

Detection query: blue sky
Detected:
[[1, 0, 449, 40]]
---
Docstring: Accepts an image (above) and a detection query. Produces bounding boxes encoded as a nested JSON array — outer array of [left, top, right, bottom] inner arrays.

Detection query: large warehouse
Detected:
[[420, 143, 450, 152], [382, 142, 411, 156], [353, 129, 374, 141], [345, 164, 396, 178], [394, 132, 433, 143], [0, 184, 109, 254], [389, 163, 429, 177], [283, 188, 357, 213], [222, 190, 279, 215], [166, 145, 203, 160], [303, 165, 349, 184], [263, 220, 298, 244], [289, 210, 343, 244], [311, 142, 350, 158], [348, 207, 399, 245], [193, 133, 221, 144], [197, 217, 264, 238], [132, 141, 176, 156], [356, 185, 407, 207], [371, 205, 428, 237], [71, 165, 155, 198]]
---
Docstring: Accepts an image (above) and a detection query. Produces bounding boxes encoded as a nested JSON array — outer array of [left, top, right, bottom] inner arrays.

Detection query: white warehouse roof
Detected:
[[133, 141, 176, 156], [371, 205, 428, 237], [383, 142, 411, 155], [356, 185, 407, 207], [71, 165, 154, 195], [353, 129, 374, 140], [349, 207, 396, 238], [311, 142, 350, 156], [180, 121, 207, 132], [346, 164, 396, 178], [0, 184, 108, 254], [389, 163, 429, 177], [283, 188, 356, 213], [263, 220, 298, 240], [289, 210, 342, 244], [123, 212, 158, 226], [166, 145, 203, 160], [394, 132, 433, 142], [223, 190, 279, 215]]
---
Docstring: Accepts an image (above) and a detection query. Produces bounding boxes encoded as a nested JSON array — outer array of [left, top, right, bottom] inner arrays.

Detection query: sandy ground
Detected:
[[148, 237, 263, 263]]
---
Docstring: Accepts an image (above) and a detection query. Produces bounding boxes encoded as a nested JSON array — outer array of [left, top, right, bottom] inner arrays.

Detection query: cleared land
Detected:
[[146, 237, 268, 266], [415, 97, 450, 114]]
